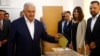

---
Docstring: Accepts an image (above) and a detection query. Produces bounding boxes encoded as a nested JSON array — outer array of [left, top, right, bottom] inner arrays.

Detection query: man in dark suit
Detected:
[[58, 11, 65, 34], [0, 10, 11, 56], [85, 1, 100, 56], [58, 11, 72, 47], [8, 2, 59, 56], [63, 11, 72, 47]]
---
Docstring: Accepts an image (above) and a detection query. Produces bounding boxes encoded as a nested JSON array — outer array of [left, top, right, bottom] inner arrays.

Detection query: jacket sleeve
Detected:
[[8, 22, 16, 56], [77, 20, 86, 49], [79, 20, 86, 48], [41, 23, 58, 43]]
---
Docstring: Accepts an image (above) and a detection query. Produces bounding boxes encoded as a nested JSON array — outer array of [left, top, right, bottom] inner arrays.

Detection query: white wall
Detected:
[[73, 0, 84, 8], [73, 0, 100, 20], [0, 0, 74, 21], [83, 0, 100, 20], [0, 0, 99, 21]]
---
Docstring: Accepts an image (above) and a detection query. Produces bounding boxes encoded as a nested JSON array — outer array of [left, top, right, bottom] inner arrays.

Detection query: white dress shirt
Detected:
[[62, 21, 65, 33], [91, 13, 99, 32], [25, 16, 34, 39], [62, 20, 70, 33]]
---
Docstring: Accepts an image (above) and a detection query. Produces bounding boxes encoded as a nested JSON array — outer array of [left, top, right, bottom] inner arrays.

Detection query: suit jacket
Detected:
[[0, 20, 10, 41], [8, 17, 57, 56], [63, 20, 72, 46], [57, 16, 65, 33], [58, 20, 72, 46], [85, 15, 100, 48], [58, 20, 63, 33]]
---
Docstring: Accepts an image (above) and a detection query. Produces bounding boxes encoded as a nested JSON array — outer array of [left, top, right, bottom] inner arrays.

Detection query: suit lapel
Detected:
[[61, 21, 63, 30], [34, 20, 38, 40], [92, 15, 100, 32], [2, 20, 4, 31], [2, 20, 6, 31], [88, 18, 92, 33], [21, 18, 32, 40], [67, 20, 71, 27]]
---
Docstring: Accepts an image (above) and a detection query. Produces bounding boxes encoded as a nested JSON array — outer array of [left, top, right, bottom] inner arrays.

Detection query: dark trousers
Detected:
[[0, 43, 7, 56], [90, 47, 100, 56]]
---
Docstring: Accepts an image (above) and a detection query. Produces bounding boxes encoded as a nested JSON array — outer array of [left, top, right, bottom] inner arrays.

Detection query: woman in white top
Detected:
[[69, 6, 86, 55]]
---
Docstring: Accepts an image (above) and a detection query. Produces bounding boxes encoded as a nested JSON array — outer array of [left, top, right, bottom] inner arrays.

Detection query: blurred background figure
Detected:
[[58, 11, 65, 34], [20, 11, 24, 17], [4, 13, 10, 21], [40, 17, 43, 22], [0, 9, 11, 56], [62, 11, 66, 21], [40, 16, 46, 29], [40, 16, 45, 55]]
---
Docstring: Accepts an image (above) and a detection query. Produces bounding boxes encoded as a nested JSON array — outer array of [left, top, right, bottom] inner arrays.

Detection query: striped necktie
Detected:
[[63, 21, 67, 31]]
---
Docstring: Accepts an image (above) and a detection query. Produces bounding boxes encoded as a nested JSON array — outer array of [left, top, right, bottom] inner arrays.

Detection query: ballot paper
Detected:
[[58, 35, 68, 49]]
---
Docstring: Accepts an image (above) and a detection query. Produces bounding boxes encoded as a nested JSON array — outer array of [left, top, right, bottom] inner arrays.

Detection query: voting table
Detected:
[[44, 48, 84, 56]]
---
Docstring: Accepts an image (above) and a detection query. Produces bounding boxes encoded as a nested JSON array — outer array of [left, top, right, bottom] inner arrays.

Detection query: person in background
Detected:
[[69, 6, 86, 55], [40, 16, 45, 55], [62, 11, 72, 47], [0, 10, 11, 56], [40, 17, 46, 29], [4, 12, 11, 23], [58, 11, 65, 34], [4, 13, 10, 20], [40, 17, 43, 22], [20, 11, 24, 17], [85, 1, 100, 56], [7, 2, 60, 56]]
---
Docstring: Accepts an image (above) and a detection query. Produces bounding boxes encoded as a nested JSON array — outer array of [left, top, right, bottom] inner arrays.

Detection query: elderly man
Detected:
[[8, 2, 59, 56]]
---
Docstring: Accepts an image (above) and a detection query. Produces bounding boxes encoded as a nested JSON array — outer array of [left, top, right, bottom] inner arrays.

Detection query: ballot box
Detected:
[[44, 48, 83, 56]]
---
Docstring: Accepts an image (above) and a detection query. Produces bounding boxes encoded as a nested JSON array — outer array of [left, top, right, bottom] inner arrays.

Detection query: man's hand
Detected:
[[2, 39, 7, 44], [0, 41, 2, 47], [68, 43, 73, 49], [89, 42, 96, 49], [55, 33, 61, 41]]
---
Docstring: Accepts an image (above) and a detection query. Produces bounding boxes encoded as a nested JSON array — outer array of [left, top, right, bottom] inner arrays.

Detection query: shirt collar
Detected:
[[91, 13, 100, 19], [24, 16, 34, 23]]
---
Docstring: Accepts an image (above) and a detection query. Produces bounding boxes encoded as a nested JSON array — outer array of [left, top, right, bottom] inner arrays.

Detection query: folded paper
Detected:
[[59, 35, 68, 49]]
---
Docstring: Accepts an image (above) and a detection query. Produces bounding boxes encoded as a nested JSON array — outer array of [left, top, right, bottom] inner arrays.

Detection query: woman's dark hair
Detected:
[[73, 6, 84, 21]]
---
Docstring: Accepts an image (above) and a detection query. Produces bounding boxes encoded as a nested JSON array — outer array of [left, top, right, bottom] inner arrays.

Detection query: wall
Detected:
[[83, 0, 100, 20], [0, 0, 74, 21], [0, 0, 99, 21], [73, 0, 100, 20]]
